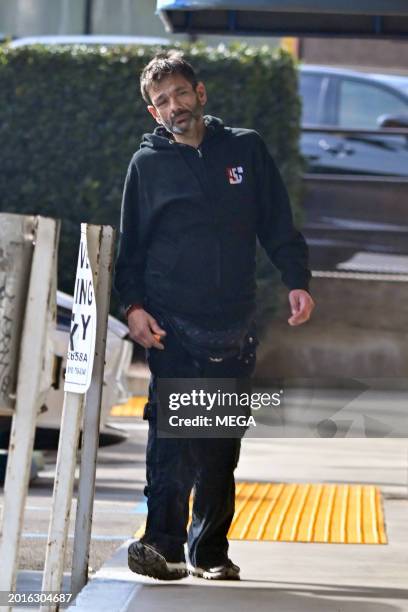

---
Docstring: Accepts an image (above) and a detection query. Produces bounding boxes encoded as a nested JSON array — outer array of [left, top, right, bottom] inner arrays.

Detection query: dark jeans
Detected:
[[140, 307, 257, 566]]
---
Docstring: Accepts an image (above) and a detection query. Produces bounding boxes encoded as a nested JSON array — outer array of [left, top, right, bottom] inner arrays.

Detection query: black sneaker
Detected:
[[128, 541, 187, 580], [187, 558, 240, 580]]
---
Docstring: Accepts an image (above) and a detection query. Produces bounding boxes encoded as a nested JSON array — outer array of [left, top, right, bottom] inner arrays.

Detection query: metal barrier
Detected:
[[0, 214, 59, 599], [0, 216, 115, 612], [0, 214, 37, 413]]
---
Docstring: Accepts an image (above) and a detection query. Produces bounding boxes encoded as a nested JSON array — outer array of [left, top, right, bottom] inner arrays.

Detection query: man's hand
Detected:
[[288, 289, 315, 326], [127, 308, 167, 349]]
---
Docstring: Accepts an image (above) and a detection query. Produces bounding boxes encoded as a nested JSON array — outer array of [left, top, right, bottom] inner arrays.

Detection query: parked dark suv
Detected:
[[298, 65, 408, 270]]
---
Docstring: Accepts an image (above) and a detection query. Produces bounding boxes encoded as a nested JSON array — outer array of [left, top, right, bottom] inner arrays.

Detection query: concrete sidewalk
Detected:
[[69, 438, 408, 612]]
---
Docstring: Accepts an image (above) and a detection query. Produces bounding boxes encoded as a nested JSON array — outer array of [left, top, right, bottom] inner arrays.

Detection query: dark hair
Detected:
[[140, 50, 198, 104]]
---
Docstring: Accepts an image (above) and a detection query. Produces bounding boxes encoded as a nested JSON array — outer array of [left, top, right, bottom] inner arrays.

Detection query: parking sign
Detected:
[[64, 225, 97, 393]]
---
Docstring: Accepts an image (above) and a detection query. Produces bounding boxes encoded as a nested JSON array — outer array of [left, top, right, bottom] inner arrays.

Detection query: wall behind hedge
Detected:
[[0, 42, 303, 323]]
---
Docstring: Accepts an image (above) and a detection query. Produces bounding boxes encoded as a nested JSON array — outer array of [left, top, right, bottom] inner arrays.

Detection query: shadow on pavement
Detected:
[[123, 582, 403, 612]]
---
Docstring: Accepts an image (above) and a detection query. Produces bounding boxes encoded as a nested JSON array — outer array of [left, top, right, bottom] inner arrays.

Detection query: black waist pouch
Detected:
[[165, 312, 254, 361]]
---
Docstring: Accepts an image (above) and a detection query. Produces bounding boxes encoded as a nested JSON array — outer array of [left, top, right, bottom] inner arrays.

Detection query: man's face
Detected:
[[147, 74, 207, 135]]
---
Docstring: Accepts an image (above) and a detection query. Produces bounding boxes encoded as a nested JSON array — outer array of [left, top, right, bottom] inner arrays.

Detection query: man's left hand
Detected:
[[288, 289, 315, 326]]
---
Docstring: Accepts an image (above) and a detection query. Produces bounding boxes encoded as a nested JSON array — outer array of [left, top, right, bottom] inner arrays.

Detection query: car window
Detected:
[[299, 74, 325, 125], [338, 79, 408, 128], [57, 305, 72, 330]]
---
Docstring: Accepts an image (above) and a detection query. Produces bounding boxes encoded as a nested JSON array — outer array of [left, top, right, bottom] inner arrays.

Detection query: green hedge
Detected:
[[0, 42, 303, 325]]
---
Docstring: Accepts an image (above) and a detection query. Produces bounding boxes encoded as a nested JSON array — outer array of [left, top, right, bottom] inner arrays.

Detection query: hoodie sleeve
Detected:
[[254, 134, 311, 292], [114, 158, 146, 308]]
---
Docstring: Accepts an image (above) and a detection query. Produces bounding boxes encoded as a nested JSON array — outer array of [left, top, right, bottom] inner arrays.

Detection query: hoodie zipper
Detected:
[[177, 142, 222, 308], [197, 145, 222, 304]]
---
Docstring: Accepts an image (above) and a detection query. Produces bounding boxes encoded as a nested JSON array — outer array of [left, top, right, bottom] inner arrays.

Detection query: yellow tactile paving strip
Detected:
[[110, 396, 147, 418], [114, 400, 387, 544], [134, 482, 387, 544]]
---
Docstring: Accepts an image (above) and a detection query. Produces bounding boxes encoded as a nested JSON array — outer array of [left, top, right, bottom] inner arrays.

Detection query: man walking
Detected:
[[114, 50, 314, 581]]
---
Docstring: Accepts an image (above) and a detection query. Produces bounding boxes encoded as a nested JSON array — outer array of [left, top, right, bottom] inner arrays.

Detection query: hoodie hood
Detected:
[[140, 115, 226, 150]]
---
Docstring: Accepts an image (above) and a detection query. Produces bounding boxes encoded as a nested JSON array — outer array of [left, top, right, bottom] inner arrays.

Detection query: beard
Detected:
[[161, 98, 203, 135]]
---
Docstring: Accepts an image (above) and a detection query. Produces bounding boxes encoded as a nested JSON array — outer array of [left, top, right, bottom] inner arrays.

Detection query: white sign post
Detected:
[[41, 224, 115, 612], [71, 224, 115, 598]]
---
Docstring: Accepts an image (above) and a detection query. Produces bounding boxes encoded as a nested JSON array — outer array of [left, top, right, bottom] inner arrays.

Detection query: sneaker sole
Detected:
[[128, 544, 187, 581], [202, 571, 240, 580], [188, 567, 240, 580]]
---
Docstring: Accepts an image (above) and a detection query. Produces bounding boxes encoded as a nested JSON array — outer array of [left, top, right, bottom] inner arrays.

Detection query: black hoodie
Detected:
[[114, 115, 311, 326]]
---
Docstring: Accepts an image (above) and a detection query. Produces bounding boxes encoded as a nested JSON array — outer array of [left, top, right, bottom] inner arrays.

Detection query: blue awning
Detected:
[[157, 0, 408, 38]]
